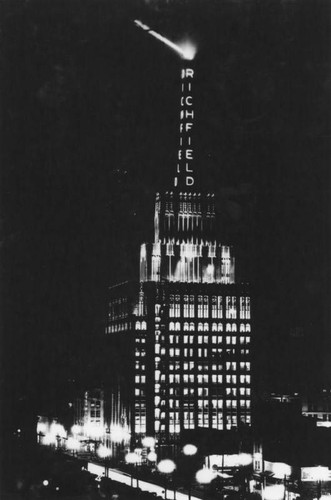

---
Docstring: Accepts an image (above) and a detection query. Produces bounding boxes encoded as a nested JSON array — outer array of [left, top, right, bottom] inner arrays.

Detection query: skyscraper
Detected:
[[105, 62, 252, 450]]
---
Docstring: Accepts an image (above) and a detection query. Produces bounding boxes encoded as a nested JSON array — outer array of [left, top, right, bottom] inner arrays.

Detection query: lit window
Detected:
[[183, 322, 189, 331], [135, 321, 141, 330], [232, 323, 237, 332], [175, 322, 180, 331], [218, 323, 223, 332], [246, 324, 251, 332], [189, 322, 195, 331], [217, 297, 223, 318], [198, 304, 203, 318], [212, 323, 217, 331], [198, 322, 203, 331]]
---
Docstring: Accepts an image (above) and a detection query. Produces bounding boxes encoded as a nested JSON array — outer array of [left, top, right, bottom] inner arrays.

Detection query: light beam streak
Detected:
[[134, 20, 196, 60]]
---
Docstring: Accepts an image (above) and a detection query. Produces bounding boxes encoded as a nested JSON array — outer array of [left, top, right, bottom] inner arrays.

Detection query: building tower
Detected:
[[105, 61, 252, 451]]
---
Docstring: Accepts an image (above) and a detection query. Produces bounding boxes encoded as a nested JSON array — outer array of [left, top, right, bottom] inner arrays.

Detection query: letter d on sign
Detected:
[[186, 176, 194, 186]]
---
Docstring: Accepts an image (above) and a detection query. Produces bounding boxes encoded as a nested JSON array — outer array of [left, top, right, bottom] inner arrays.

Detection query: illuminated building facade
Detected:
[[105, 63, 252, 447]]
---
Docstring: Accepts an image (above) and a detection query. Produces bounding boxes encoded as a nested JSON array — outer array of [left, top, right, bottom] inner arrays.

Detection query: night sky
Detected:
[[2, 0, 331, 430]]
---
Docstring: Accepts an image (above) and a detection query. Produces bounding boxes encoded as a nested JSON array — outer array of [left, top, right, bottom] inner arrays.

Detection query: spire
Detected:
[[174, 63, 196, 190]]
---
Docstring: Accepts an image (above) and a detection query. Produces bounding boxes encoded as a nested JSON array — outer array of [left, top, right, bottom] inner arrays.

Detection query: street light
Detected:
[[182, 444, 198, 500], [66, 437, 80, 456], [97, 445, 112, 478], [183, 444, 198, 457], [43, 432, 57, 446], [195, 468, 215, 500], [142, 436, 156, 448], [157, 459, 176, 500], [71, 424, 82, 435], [264, 484, 286, 500], [125, 451, 140, 488], [147, 451, 157, 463]]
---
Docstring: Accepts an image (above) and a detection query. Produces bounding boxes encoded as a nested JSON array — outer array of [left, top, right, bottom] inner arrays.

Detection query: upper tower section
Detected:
[[139, 60, 235, 285]]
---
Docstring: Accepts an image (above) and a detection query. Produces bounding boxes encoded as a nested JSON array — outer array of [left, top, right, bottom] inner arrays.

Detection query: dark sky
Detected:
[[2, 0, 331, 425]]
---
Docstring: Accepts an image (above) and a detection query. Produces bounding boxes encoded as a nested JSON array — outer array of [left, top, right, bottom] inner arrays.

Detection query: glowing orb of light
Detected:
[[125, 452, 140, 464], [84, 423, 104, 439], [147, 451, 157, 462], [43, 433, 56, 445], [50, 423, 66, 438], [43, 480, 49, 487], [238, 453, 253, 467], [157, 459, 176, 474], [37, 422, 48, 434], [183, 444, 198, 456], [271, 462, 291, 479], [264, 484, 285, 500], [142, 436, 155, 448], [71, 424, 82, 435], [98, 445, 112, 459], [66, 437, 80, 451], [195, 468, 215, 484], [111, 425, 130, 443]]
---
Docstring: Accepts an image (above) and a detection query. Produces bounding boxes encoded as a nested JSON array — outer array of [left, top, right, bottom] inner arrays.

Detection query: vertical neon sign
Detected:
[[175, 67, 195, 188]]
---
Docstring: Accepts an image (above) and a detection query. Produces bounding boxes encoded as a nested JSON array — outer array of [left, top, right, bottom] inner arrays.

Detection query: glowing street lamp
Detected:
[[125, 452, 140, 488], [157, 459, 176, 500], [182, 445, 198, 500], [98, 445, 112, 478], [142, 436, 156, 449], [147, 451, 157, 463], [183, 444, 198, 456], [264, 484, 286, 500], [195, 468, 215, 500], [43, 432, 57, 446], [66, 437, 80, 456], [71, 424, 82, 435], [110, 424, 130, 443], [238, 453, 253, 467], [195, 467, 215, 484]]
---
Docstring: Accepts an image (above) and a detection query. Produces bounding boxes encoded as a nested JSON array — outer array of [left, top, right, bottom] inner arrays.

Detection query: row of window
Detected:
[[168, 322, 251, 332], [166, 361, 251, 371], [165, 374, 251, 384]]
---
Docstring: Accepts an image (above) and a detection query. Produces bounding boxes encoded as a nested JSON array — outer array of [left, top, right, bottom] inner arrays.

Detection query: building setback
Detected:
[[104, 62, 252, 450]]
